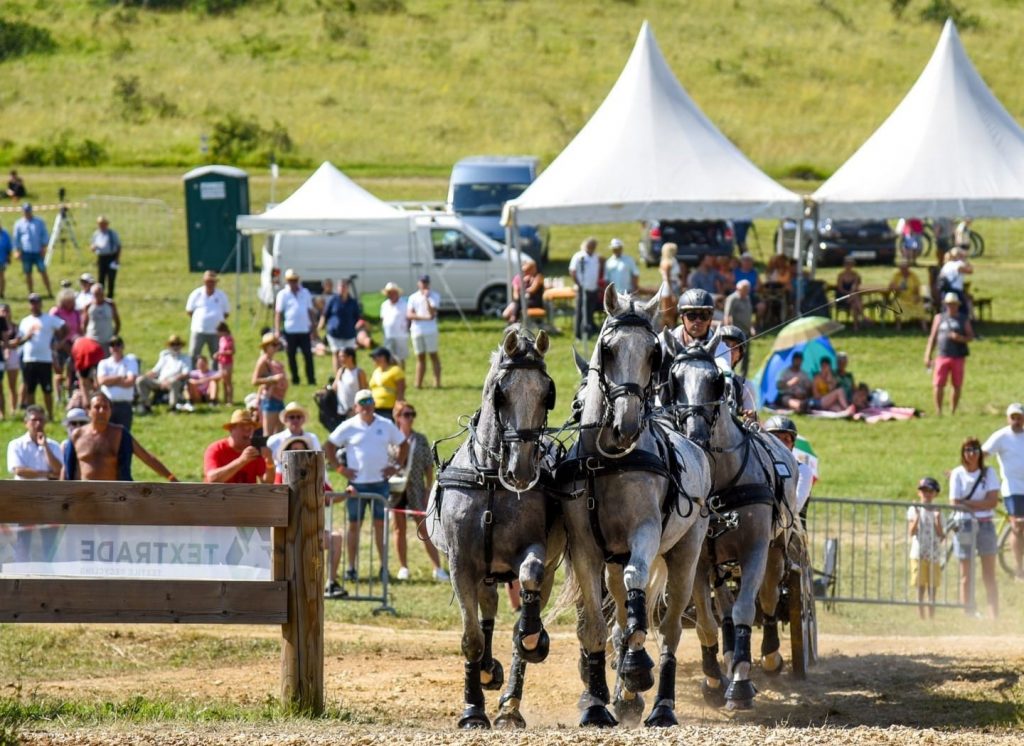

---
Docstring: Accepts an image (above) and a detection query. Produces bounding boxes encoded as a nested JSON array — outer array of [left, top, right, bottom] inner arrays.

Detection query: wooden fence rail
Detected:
[[0, 450, 325, 714]]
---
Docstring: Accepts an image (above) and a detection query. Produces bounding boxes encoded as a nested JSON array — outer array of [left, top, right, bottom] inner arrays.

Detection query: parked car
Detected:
[[447, 156, 549, 263], [774, 218, 897, 266], [638, 219, 736, 267], [258, 213, 517, 317]]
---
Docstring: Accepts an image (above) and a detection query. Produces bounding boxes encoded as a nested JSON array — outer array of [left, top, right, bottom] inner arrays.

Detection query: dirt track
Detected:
[[17, 624, 1024, 745]]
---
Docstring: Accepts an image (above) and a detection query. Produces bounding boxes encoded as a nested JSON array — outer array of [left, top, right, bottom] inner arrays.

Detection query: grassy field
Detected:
[[1, 1, 1023, 175]]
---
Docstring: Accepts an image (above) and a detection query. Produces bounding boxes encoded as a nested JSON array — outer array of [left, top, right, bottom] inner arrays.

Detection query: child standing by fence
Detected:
[[907, 476, 944, 619]]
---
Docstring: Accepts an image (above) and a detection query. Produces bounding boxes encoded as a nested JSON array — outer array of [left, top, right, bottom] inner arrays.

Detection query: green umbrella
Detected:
[[771, 316, 844, 351]]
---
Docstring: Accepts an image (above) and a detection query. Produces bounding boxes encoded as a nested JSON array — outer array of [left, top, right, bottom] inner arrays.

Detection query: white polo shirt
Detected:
[[569, 250, 600, 291], [18, 314, 65, 364], [97, 354, 140, 403], [380, 297, 409, 340], [275, 286, 314, 334], [328, 414, 405, 483], [7, 432, 62, 480], [982, 426, 1024, 496], [185, 287, 231, 334]]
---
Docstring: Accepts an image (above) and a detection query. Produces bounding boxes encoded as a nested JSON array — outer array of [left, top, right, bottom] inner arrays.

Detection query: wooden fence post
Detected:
[[280, 449, 325, 714]]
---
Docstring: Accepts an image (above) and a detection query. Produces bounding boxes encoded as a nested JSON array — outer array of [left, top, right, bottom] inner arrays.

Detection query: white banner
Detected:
[[0, 524, 272, 580]]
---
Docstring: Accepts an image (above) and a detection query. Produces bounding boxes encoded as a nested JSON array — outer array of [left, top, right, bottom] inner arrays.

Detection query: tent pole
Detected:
[[505, 213, 516, 317], [807, 200, 820, 281], [513, 222, 526, 322]]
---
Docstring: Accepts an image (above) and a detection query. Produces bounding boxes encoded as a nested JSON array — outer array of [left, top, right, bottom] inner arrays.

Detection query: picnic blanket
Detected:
[[765, 406, 919, 423]]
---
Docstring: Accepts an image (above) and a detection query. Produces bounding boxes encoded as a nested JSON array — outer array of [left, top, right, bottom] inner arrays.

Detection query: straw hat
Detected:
[[279, 401, 309, 424], [222, 409, 256, 431], [166, 333, 184, 347], [260, 332, 281, 350], [280, 434, 313, 452], [382, 281, 403, 294], [284, 268, 300, 281]]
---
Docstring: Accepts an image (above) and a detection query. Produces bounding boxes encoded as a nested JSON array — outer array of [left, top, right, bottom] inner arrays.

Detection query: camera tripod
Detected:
[[45, 187, 82, 265]]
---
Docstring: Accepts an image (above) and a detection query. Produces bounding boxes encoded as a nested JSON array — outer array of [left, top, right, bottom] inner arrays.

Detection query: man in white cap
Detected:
[[325, 388, 406, 582], [185, 270, 230, 370], [603, 238, 638, 294], [274, 268, 317, 386], [75, 272, 97, 313], [379, 281, 409, 368], [12, 202, 52, 298], [924, 292, 973, 415], [90, 215, 122, 298], [982, 403, 1024, 579]]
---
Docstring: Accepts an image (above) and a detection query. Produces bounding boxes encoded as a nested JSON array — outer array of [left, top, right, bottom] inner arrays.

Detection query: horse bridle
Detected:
[[584, 308, 662, 457], [471, 350, 556, 492], [667, 345, 725, 435]]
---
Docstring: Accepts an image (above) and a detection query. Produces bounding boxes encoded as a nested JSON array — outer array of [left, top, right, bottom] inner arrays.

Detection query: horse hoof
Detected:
[[700, 677, 728, 708], [580, 705, 618, 728], [613, 693, 645, 726], [644, 703, 678, 728], [619, 649, 655, 692], [458, 705, 491, 729], [762, 652, 784, 678], [725, 679, 757, 710], [480, 659, 505, 691], [494, 710, 526, 729], [517, 628, 550, 665]]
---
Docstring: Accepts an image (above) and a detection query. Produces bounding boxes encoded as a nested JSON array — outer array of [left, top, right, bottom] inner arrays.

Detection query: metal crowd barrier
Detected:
[[324, 491, 395, 616], [806, 497, 967, 610]]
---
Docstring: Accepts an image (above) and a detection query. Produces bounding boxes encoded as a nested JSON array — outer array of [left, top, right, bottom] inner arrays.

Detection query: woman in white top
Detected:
[[949, 436, 1001, 618], [333, 347, 368, 420]]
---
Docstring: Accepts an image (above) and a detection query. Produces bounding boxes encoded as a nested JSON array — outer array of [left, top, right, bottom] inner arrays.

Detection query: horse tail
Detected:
[[646, 555, 669, 632], [544, 561, 580, 626]]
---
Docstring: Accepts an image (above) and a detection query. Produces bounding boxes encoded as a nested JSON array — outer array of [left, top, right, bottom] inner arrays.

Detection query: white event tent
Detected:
[[814, 19, 1024, 219], [236, 161, 406, 233], [503, 21, 802, 228]]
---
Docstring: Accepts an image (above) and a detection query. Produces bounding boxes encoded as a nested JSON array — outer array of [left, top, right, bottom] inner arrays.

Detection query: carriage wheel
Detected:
[[787, 564, 816, 679]]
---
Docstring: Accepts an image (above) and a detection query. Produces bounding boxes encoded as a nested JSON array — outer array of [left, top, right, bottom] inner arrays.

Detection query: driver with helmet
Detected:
[[763, 415, 815, 519], [719, 324, 758, 422], [671, 288, 731, 366]]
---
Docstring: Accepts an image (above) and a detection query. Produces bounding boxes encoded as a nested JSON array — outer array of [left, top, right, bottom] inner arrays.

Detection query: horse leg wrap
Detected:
[[761, 617, 780, 656], [733, 624, 752, 666], [514, 590, 549, 664], [464, 660, 484, 708], [495, 656, 527, 730], [721, 617, 736, 654], [618, 600, 655, 693], [701, 644, 723, 679], [498, 655, 526, 708], [585, 650, 611, 705], [655, 653, 676, 704], [625, 588, 649, 639], [480, 619, 504, 690]]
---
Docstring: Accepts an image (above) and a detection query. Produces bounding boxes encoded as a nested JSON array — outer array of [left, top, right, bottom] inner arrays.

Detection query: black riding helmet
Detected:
[[719, 324, 747, 362], [764, 415, 798, 436], [677, 288, 714, 312]]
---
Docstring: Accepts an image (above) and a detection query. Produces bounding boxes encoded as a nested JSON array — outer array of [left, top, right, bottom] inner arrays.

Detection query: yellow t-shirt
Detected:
[[370, 364, 405, 410]]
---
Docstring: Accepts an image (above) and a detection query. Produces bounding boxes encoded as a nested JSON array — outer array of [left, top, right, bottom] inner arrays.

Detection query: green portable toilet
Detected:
[[183, 165, 250, 272]]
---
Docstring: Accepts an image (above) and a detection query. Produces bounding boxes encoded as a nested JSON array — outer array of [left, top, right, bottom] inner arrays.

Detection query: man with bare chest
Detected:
[[63, 393, 178, 482]]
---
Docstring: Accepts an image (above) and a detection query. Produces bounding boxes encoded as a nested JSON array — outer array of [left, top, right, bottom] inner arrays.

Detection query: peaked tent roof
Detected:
[[504, 21, 801, 226], [814, 19, 1024, 219], [236, 161, 405, 233]]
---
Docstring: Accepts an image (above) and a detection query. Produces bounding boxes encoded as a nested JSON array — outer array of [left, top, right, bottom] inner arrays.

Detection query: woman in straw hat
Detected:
[[251, 332, 288, 436], [266, 401, 321, 471]]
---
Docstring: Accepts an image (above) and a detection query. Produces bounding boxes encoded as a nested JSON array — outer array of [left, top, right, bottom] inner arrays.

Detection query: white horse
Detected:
[[556, 285, 711, 727], [663, 334, 798, 710]]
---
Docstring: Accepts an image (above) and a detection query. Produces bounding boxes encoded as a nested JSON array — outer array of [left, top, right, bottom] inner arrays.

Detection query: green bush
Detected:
[[103, 0, 253, 14], [16, 133, 108, 167], [919, 0, 980, 28], [0, 19, 57, 62], [782, 162, 829, 181], [209, 114, 294, 165]]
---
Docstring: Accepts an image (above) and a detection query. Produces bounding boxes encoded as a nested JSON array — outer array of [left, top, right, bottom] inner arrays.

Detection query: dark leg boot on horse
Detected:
[[479, 618, 505, 690], [761, 616, 783, 677], [725, 624, 758, 711], [721, 615, 736, 676], [699, 643, 729, 708], [644, 653, 679, 727], [514, 589, 550, 664], [618, 589, 655, 692], [579, 650, 618, 728], [458, 660, 491, 729], [494, 652, 527, 729]]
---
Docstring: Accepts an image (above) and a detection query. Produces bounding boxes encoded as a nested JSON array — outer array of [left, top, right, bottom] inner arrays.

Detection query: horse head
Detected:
[[482, 325, 554, 491], [668, 342, 725, 449], [589, 283, 661, 452]]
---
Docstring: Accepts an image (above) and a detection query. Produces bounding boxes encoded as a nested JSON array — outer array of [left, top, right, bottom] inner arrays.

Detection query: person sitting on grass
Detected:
[[811, 358, 854, 414], [775, 351, 812, 412], [187, 354, 222, 406]]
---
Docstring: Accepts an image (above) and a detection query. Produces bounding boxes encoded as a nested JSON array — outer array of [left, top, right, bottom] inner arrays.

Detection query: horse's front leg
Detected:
[[726, 528, 770, 711], [607, 563, 645, 726], [513, 542, 550, 664], [617, 520, 660, 694], [758, 537, 788, 677], [478, 581, 504, 692], [455, 576, 490, 729]]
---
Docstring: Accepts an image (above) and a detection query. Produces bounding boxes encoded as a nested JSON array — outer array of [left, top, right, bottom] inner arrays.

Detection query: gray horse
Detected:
[[663, 333, 798, 710], [557, 285, 711, 728], [428, 325, 565, 729]]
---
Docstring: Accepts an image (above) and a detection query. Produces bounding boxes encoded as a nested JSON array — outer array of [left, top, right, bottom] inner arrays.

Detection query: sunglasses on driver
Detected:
[[683, 310, 712, 322]]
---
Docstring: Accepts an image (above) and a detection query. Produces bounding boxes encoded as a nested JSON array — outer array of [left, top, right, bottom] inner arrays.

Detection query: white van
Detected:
[[258, 214, 518, 316]]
